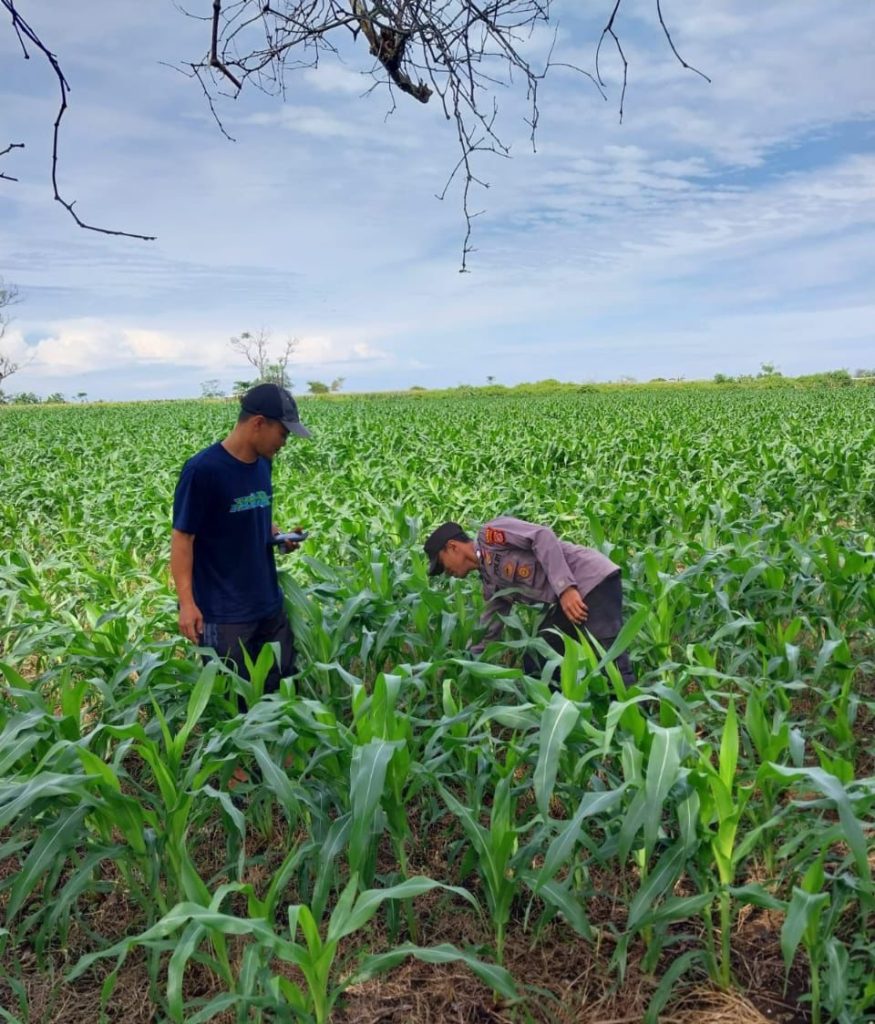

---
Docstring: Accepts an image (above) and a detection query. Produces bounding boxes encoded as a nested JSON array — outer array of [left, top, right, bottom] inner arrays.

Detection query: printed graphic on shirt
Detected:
[[229, 490, 271, 514], [484, 527, 506, 545]]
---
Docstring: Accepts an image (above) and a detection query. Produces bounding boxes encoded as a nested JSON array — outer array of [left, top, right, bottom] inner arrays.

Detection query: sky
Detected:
[[1, 1, 873, 399]]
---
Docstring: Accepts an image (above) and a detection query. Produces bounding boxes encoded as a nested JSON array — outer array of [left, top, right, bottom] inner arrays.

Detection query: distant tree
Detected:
[[200, 378, 224, 399], [45, 391, 66, 403], [0, 277, 24, 391], [232, 380, 252, 396], [12, 391, 40, 404], [486, 375, 496, 385], [759, 362, 781, 377], [75, 391, 88, 402], [409, 386, 427, 391], [713, 373, 732, 384], [307, 380, 329, 394], [230, 330, 297, 388], [264, 361, 292, 387], [330, 377, 345, 393]]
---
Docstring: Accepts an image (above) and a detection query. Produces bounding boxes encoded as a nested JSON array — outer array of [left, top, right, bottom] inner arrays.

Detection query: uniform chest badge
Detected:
[[517, 565, 532, 580], [484, 527, 506, 545], [502, 561, 516, 579]]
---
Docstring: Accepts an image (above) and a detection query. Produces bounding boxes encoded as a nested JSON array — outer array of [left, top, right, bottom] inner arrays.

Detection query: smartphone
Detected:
[[270, 530, 309, 545]]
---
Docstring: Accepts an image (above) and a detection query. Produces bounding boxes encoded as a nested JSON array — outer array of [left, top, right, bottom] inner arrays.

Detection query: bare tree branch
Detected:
[[1, 0, 156, 240], [596, 0, 628, 124], [0, 142, 25, 182], [656, 0, 711, 84], [2, 0, 709, 263], [184, 1, 708, 266]]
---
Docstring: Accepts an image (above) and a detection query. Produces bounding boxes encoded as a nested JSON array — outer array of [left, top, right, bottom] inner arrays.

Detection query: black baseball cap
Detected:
[[424, 521, 471, 576], [241, 383, 311, 438]]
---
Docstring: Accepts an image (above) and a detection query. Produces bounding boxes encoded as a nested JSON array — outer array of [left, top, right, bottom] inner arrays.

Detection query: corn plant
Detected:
[[68, 872, 515, 1023]]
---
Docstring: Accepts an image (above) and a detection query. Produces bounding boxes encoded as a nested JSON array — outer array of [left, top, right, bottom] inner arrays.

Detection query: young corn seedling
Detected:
[[68, 872, 513, 1024], [436, 742, 538, 964], [692, 698, 754, 989], [781, 853, 830, 1024]]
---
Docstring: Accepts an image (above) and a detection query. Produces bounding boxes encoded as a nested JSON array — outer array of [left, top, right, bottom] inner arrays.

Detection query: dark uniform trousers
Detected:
[[201, 609, 297, 710], [523, 571, 636, 686]]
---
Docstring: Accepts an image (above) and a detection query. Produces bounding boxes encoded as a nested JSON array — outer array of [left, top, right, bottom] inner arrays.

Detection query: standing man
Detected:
[[171, 383, 311, 705], [424, 516, 635, 685]]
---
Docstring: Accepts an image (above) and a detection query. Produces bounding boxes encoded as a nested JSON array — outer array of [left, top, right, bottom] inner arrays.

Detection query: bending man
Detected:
[[424, 517, 635, 685]]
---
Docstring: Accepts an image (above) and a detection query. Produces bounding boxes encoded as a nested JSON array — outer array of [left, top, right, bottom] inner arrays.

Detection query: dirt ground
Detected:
[[0, 854, 811, 1024]]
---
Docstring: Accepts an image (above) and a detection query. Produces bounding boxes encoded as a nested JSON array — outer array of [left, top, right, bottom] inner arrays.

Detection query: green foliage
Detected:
[[0, 385, 873, 1020]]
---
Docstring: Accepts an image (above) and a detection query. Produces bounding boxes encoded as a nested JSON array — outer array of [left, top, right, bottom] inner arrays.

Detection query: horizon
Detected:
[[1, 365, 868, 406]]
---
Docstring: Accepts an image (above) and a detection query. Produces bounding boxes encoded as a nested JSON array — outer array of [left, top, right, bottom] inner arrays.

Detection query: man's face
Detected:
[[256, 417, 289, 459], [439, 539, 473, 577]]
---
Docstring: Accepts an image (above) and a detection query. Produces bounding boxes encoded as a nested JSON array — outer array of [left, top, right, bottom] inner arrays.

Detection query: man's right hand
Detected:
[[559, 586, 588, 624], [178, 600, 204, 643]]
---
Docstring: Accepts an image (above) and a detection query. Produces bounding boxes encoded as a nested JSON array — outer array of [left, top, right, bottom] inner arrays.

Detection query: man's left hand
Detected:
[[273, 525, 306, 553]]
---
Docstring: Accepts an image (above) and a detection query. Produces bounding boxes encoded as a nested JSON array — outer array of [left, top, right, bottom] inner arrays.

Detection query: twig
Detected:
[[0, 141, 24, 181], [656, 0, 711, 83], [1, 0, 156, 240]]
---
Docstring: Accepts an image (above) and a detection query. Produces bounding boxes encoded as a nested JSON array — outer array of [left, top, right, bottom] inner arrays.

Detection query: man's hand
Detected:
[[559, 586, 588, 624], [273, 524, 306, 553], [178, 599, 204, 643]]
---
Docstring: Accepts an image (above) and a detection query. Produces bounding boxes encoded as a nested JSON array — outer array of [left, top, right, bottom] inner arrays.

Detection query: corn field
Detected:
[[1, 386, 873, 1024]]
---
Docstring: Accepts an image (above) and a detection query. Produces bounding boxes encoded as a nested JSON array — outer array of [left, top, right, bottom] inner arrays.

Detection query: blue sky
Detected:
[[1, 1, 873, 399]]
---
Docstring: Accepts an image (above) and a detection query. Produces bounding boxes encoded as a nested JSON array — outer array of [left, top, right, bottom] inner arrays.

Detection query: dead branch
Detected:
[[1, 0, 156, 240], [186, 1, 708, 266], [2, 0, 710, 263], [0, 142, 25, 182]]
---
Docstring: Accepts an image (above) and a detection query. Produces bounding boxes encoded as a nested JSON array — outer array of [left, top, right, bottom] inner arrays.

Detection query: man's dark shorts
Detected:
[[201, 609, 297, 707]]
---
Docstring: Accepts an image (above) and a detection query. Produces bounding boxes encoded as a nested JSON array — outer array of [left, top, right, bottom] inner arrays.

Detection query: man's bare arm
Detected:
[[170, 528, 203, 642]]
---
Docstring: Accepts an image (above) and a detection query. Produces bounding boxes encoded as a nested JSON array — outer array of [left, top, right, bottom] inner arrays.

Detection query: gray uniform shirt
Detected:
[[473, 516, 618, 650]]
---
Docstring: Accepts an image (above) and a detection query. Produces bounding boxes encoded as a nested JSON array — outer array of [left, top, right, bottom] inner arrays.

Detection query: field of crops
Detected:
[[1, 386, 873, 1024]]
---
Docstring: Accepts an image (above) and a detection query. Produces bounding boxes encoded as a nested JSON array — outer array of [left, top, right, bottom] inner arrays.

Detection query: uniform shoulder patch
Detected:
[[484, 527, 506, 545]]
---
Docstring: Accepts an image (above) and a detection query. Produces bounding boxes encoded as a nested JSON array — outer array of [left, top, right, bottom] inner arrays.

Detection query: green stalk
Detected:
[[718, 886, 731, 990]]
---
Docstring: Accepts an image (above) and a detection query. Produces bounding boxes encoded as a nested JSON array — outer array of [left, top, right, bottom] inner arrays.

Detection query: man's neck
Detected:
[[221, 426, 258, 463], [466, 543, 481, 573]]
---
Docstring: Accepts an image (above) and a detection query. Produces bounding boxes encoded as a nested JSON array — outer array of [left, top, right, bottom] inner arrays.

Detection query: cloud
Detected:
[[293, 334, 391, 366], [10, 319, 394, 382], [302, 64, 375, 97], [245, 106, 369, 141]]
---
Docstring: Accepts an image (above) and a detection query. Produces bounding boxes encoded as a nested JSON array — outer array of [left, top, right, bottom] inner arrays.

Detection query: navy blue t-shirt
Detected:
[[172, 442, 282, 623]]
